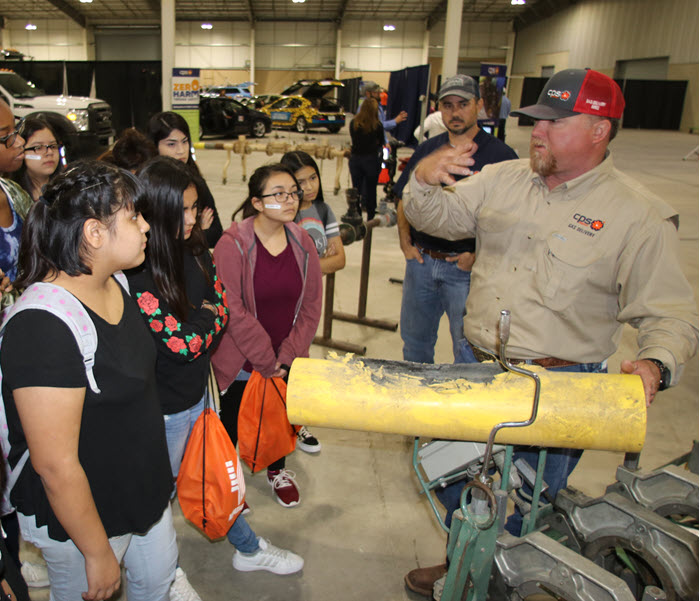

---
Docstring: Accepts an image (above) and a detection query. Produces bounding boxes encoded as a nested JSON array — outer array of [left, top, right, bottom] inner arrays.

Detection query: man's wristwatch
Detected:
[[646, 359, 671, 391]]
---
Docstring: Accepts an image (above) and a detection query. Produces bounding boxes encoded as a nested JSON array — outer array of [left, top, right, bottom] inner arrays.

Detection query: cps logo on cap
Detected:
[[547, 89, 572, 101]]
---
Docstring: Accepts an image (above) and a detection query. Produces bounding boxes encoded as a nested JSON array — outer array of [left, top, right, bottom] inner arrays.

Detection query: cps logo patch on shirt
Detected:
[[567, 213, 605, 238]]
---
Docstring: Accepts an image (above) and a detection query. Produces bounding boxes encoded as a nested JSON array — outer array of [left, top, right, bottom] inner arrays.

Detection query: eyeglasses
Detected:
[[260, 189, 303, 203], [25, 143, 60, 155], [0, 129, 20, 149]]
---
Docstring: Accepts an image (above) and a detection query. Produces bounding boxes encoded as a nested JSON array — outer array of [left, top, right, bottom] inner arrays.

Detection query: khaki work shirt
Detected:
[[403, 155, 698, 384]]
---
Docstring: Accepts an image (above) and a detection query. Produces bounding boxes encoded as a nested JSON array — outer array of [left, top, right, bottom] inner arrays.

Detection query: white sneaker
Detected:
[[232, 537, 304, 575], [170, 567, 202, 601], [21, 561, 49, 588], [296, 426, 321, 453]]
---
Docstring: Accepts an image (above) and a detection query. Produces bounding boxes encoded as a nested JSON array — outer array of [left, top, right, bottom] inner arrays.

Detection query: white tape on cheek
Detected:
[[25, 154, 42, 161], [264, 204, 282, 209]]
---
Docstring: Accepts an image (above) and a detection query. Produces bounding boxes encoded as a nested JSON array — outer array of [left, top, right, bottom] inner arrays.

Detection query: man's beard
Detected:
[[530, 139, 557, 177], [446, 119, 470, 136]]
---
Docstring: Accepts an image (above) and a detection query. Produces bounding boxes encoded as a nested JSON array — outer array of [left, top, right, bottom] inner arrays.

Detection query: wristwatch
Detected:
[[646, 359, 671, 391]]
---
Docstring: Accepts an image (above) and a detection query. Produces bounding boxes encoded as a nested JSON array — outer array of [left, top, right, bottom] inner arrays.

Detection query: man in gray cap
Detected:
[[362, 81, 407, 138], [394, 74, 516, 368], [402, 68, 697, 597]]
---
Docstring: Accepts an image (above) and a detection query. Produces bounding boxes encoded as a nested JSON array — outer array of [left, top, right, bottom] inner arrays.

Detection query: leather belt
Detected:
[[468, 341, 578, 369], [414, 243, 458, 261]]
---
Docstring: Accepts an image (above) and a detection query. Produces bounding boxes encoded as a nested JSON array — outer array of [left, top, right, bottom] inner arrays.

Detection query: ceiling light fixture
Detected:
[[511, 0, 526, 4], [25, 23, 37, 30], [383, 24, 396, 31], [79, 0, 93, 3], [201, 23, 213, 29], [292, 0, 306, 3]]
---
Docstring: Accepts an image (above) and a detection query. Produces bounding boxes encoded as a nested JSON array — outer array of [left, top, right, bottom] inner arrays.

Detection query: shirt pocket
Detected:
[[476, 208, 519, 254], [536, 232, 608, 307]]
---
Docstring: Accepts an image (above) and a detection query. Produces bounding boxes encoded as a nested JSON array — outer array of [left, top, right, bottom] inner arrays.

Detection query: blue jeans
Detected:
[[400, 253, 471, 364], [438, 338, 607, 535], [163, 395, 259, 554], [19, 505, 178, 601], [163, 397, 206, 478]]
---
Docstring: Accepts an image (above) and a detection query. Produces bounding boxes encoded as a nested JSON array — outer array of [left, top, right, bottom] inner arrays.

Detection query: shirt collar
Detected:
[[531, 151, 614, 197]]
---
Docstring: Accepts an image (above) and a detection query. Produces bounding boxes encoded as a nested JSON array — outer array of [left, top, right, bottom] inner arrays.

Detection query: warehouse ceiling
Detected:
[[0, 0, 575, 31]]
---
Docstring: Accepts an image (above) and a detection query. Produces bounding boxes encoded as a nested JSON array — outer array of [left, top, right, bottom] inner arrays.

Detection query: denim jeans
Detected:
[[164, 392, 259, 554], [18, 505, 178, 601], [400, 254, 471, 364], [438, 338, 607, 535], [163, 396, 206, 478], [348, 154, 382, 220]]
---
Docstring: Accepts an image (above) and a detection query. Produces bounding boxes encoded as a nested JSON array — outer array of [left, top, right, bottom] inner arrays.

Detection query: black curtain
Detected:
[[5, 60, 162, 134], [386, 64, 430, 145], [622, 80, 688, 130], [94, 61, 161, 133], [517, 77, 548, 126], [66, 62, 94, 97], [338, 77, 361, 114], [10, 62, 63, 94]]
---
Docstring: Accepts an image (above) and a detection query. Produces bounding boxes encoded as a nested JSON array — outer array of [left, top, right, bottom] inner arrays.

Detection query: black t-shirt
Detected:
[[395, 128, 518, 253], [0, 284, 172, 542]]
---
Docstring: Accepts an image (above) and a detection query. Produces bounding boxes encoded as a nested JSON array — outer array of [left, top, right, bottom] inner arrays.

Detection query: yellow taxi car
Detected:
[[262, 95, 345, 134]]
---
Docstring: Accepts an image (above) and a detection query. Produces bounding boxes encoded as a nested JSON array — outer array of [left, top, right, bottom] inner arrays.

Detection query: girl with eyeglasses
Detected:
[[11, 118, 64, 203], [212, 163, 322, 509], [147, 112, 223, 248]]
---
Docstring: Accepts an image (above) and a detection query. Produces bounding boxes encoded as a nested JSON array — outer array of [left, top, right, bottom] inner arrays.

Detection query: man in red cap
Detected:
[[401, 68, 698, 597]]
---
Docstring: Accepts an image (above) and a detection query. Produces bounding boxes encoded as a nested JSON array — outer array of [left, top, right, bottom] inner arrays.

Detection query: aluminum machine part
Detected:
[[607, 456, 698, 528], [538, 488, 698, 601], [491, 531, 640, 601]]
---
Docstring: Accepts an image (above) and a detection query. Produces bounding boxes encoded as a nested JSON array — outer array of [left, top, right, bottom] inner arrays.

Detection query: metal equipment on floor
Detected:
[[312, 188, 398, 355]]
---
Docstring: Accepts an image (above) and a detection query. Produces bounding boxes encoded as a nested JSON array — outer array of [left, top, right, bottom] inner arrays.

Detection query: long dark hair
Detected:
[[232, 163, 298, 221], [146, 111, 201, 175], [137, 156, 208, 321], [10, 117, 63, 196], [15, 161, 142, 288], [280, 150, 325, 205]]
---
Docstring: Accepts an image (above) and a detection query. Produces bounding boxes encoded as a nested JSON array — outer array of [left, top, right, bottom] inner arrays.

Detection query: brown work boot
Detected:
[[404, 563, 448, 597]]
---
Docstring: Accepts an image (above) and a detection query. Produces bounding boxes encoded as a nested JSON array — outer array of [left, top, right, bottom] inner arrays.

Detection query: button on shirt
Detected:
[[403, 155, 698, 383]]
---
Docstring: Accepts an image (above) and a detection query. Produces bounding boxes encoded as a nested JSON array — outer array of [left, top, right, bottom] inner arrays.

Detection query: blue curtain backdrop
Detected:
[[386, 64, 430, 145]]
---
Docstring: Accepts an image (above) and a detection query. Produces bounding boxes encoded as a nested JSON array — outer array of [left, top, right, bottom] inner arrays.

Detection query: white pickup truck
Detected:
[[0, 69, 115, 146]]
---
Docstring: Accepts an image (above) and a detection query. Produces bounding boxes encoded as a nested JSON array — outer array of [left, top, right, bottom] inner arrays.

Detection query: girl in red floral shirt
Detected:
[[126, 157, 303, 584]]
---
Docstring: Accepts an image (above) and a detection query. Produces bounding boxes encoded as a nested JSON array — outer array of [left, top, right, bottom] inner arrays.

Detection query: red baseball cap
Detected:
[[511, 68, 625, 120]]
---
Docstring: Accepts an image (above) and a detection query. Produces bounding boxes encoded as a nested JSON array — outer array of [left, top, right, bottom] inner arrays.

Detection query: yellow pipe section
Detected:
[[287, 357, 646, 452]]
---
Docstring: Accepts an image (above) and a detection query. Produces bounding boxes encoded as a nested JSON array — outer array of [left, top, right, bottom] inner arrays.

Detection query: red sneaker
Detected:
[[267, 469, 300, 507]]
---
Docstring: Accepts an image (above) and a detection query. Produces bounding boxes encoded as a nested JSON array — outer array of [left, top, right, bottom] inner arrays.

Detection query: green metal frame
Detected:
[[413, 438, 551, 601]]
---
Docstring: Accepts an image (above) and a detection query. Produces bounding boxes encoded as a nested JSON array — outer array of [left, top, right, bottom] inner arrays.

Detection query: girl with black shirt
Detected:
[[127, 156, 304, 578], [0, 161, 176, 601], [349, 97, 385, 220], [147, 112, 223, 248]]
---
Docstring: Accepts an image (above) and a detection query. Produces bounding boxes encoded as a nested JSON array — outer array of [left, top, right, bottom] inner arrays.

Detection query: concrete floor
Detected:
[[26, 120, 699, 600]]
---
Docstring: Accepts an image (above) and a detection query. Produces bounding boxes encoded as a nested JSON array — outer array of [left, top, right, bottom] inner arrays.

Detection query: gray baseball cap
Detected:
[[511, 68, 625, 120], [438, 74, 480, 102], [362, 81, 381, 95]]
